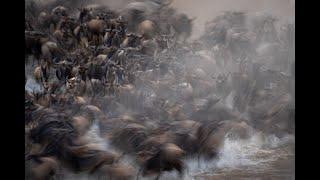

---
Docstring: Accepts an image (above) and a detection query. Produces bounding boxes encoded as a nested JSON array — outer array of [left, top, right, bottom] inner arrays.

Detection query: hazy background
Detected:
[[170, 0, 295, 39], [96, 0, 295, 39], [32, 0, 295, 39]]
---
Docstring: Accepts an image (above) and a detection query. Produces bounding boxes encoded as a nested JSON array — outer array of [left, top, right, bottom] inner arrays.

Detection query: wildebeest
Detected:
[[25, 31, 49, 64], [37, 6, 68, 33], [25, 3, 295, 179], [136, 142, 185, 180], [78, 7, 93, 24], [138, 20, 157, 39], [27, 111, 133, 178], [55, 60, 73, 82], [171, 14, 195, 41], [86, 19, 107, 45], [26, 156, 59, 180], [33, 61, 50, 88]]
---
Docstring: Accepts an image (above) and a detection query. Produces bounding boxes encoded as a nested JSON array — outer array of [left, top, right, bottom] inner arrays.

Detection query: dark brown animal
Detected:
[[171, 14, 195, 41], [136, 142, 185, 180], [87, 19, 106, 45], [25, 31, 48, 63], [27, 156, 59, 180], [110, 123, 148, 154]]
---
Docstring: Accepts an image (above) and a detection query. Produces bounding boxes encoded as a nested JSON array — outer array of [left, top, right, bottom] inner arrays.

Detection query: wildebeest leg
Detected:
[[178, 172, 184, 180], [96, 35, 100, 45], [155, 172, 161, 180], [91, 94, 96, 104], [91, 86, 97, 104], [90, 79, 95, 96], [102, 84, 106, 97], [92, 35, 95, 46], [136, 167, 142, 180], [99, 35, 104, 45], [197, 153, 201, 168], [98, 35, 101, 46], [30, 56, 35, 66], [94, 35, 98, 46]]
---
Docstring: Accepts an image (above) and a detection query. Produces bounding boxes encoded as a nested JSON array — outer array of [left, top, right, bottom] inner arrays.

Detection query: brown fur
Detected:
[[30, 157, 59, 180]]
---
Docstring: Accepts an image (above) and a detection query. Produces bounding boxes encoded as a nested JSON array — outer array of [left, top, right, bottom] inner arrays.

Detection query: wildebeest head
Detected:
[[51, 6, 68, 17], [138, 20, 157, 39], [66, 77, 76, 89], [78, 7, 93, 24], [171, 13, 195, 40]]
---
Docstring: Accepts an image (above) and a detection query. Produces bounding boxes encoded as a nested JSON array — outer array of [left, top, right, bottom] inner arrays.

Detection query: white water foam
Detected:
[[183, 132, 294, 180], [83, 121, 110, 151]]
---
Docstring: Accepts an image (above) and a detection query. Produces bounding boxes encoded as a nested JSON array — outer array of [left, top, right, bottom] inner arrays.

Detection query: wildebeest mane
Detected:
[[29, 116, 77, 156]]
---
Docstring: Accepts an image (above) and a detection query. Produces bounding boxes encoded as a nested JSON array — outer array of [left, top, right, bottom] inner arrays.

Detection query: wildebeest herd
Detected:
[[25, 0, 294, 179]]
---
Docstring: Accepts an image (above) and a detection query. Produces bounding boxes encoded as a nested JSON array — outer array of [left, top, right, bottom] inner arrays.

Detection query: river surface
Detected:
[[188, 133, 294, 180]]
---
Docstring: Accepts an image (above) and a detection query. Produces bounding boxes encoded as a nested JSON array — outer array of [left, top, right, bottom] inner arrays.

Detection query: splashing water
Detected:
[[217, 133, 290, 168], [185, 132, 294, 180], [57, 120, 294, 180], [83, 120, 110, 151]]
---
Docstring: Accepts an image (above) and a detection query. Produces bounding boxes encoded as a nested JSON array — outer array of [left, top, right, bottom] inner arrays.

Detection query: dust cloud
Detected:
[[171, 0, 295, 39]]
